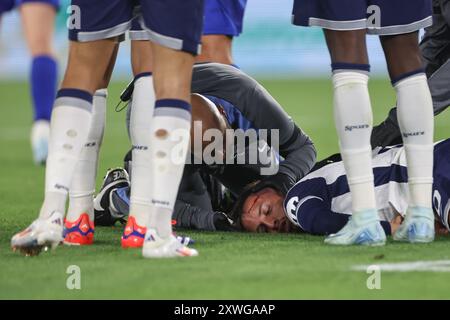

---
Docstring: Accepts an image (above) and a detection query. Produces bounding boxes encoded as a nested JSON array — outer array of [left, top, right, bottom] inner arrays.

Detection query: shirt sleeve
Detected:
[[286, 177, 391, 235]]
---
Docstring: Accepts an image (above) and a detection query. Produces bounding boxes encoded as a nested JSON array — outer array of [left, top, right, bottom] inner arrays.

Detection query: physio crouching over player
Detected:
[[94, 63, 316, 236]]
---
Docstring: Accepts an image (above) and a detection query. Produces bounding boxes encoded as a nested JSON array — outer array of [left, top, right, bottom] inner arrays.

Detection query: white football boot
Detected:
[[31, 120, 50, 165], [393, 206, 435, 243], [11, 211, 64, 256], [142, 228, 198, 258], [324, 209, 386, 246]]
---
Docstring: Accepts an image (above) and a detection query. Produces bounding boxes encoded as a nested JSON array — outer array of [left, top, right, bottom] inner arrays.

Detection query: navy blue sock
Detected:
[[30, 55, 58, 121]]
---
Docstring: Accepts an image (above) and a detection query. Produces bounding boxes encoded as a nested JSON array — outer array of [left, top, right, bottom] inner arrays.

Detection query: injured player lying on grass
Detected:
[[240, 138, 450, 237], [96, 138, 450, 238], [93, 63, 316, 241]]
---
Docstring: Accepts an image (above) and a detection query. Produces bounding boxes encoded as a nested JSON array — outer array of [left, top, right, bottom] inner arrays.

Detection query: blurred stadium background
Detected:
[[0, 0, 391, 79]]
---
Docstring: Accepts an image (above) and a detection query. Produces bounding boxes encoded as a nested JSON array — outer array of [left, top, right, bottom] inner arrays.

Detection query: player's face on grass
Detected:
[[240, 188, 293, 233]]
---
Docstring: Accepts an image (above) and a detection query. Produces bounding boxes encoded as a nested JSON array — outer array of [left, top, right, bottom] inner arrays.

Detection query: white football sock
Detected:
[[129, 74, 156, 227], [67, 89, 107, 221], [39, 90, 92, 219], [147, 208, 172, 240], [395, 73, 434, 209], [147, 100, 191, 238], [332, 70, 377, 218]]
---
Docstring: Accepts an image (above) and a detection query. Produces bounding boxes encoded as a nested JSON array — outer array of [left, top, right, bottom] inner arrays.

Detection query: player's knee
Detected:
[[132, 61, 152, 77], [62, 44, 114, 93], [28, 39, 53, 57], [381, 33, 423, 79], [324, 30, 368, 64], [62, 63, 99, 94], [154, 79, 191, 101], [131, 41, 153, 76]]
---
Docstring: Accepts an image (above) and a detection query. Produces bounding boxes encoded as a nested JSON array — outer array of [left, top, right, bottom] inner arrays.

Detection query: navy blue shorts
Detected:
[[292, 0, 433, 35], [128, 5, 148, 41], [0, 0, 59, 14], [129, 0, 246, 42], [68, 0, 204, 55], [203, 0, 246, 36]]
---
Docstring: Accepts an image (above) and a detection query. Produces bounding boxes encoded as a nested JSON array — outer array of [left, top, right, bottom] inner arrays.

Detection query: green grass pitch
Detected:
[[0, 79, 449, 299]]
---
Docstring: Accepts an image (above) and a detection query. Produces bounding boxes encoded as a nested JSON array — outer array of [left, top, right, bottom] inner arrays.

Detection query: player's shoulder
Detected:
[[434, 139, 450, 155], [285, 174, 329, 204], [434, 139, 450, 173], [284, 175, 331, 226]]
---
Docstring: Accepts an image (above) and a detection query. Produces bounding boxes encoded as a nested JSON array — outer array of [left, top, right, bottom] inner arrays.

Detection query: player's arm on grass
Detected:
[[192, 63, 317, 194], [174, 167, 235, 231], [174, 200, 235, 231], [296, 195, 395, 236], [286, 177, 393, 235], [105, 185, 233, 231]]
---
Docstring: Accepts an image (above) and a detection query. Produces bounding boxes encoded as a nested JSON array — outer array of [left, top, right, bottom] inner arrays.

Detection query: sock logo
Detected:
[[345, 124, 370, 132], [132, 145, 148, 151], [152, 199, 170, 208], [85, 142, 96, 148], [54, 184, 69, 192], [50, 212, 62, 225], [402, 131, 425, 138]]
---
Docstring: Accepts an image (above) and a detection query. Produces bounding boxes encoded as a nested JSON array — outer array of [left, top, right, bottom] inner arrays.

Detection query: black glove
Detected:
[[213, 212, 237, 232], [371, 110, 403, 148]]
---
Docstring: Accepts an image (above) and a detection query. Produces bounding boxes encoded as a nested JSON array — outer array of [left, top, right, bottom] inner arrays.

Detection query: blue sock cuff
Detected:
[[134, 72, 152, 81], [391, 68, 425, 86], [32, 55, 57, 63], [331, 62, 371, 73], [57, 88, 93, 104], [155, 99, 191, 112]]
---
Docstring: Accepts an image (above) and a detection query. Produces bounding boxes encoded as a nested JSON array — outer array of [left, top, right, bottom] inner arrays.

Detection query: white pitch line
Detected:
[[351, 260, 450, 272]]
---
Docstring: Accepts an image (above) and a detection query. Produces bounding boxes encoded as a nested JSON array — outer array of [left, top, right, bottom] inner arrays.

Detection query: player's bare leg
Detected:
[[11, 40, 118, 255], [133, 43, 197, 258], [20, 3, 58, 165], [196, 35, 234, 65], [65, 43, 119, 245], [322, 30, 386, 246], [381, 33, 435, 243], [131, 40, 153, 76]]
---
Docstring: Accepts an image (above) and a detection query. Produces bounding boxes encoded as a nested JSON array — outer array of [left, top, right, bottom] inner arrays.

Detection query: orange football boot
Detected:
[[121, 216, 147, 248], [63, 213, 94, 245]]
